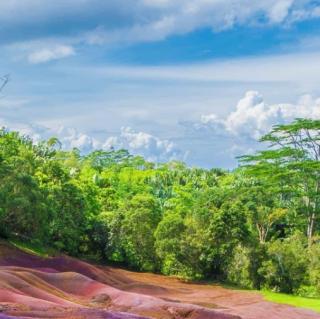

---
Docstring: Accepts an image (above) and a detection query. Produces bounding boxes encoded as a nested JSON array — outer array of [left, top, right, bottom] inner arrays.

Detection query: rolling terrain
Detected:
[[0, 241, 319, 319]]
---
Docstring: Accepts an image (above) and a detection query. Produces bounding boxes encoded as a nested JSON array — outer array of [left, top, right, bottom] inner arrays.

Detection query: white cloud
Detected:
[[85, 52, 320, 92], [0, 97, 30, 109], [28, 45, 75, 64], [0, 1, 319, 47], [268, 0, 294, 23], [81, 0, 318, 46], [103, 127, 182, 162], [0, 119, 100, 152], [178, 91, 320, 167], [201, 113, 220, 125], [0, 119, 182, 162], [200, 91, 320, 140]]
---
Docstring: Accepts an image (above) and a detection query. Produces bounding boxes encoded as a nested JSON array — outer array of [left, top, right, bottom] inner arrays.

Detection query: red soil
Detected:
[[0, 241, 319, 319]]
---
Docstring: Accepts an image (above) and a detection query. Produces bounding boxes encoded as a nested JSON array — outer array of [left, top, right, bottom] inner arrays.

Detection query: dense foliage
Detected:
[[0, 118, 319, 297]]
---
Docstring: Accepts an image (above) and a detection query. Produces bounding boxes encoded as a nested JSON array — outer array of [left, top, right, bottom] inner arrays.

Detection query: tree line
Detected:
[[0, 118, 319, 297]]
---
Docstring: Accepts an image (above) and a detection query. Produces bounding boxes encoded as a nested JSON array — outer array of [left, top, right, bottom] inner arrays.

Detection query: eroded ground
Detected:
[[0, 241, 319, 319]]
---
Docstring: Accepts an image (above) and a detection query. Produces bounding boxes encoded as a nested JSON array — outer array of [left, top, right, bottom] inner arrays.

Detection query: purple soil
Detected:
[[0, 241, 319, 319]]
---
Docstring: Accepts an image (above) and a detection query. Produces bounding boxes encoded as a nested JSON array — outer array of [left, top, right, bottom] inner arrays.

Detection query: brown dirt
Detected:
[[0, 241, 319, 319]]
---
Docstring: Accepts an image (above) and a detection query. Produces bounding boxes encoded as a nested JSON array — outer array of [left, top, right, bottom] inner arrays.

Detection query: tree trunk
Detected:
[[307, 212, 315, 245]]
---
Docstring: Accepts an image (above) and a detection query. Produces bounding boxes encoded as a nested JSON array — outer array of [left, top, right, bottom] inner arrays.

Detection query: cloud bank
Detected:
[[0, 119, 182, 163], [1, 1, 319, 47], [0, 91, 319, 167], [199, 91, 320, 140], [104, 127, 181, 162]]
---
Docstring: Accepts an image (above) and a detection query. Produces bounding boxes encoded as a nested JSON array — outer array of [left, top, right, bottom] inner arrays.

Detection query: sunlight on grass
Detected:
[[261, 290, 320, 313], [9, 239, 57, 258], [221, 283, 320, 313]]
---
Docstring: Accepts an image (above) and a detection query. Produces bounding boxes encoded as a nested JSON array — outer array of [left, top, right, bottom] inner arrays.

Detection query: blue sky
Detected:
[[1, 0, 320, 168]]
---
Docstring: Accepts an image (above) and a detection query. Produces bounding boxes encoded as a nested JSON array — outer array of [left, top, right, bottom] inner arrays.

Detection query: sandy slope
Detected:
[[0, 241, 319, 319]]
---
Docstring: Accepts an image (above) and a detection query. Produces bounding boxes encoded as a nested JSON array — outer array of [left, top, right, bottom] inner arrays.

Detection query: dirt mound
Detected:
[[0, 241, 319, 319], [0, 241, 238, 319]]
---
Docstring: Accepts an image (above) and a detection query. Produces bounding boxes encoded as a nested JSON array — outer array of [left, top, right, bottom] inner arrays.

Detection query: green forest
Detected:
[[0, 118, 319, 298]]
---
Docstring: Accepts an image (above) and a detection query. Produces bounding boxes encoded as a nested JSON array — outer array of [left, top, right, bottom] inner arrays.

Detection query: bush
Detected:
[[226, 243, 267, 289], [307, 243, 320, 296], [155, 211, 191, 277], [258, 234, 308, 293], [296, 285, 320, 298], [226, 245, 253, 288]]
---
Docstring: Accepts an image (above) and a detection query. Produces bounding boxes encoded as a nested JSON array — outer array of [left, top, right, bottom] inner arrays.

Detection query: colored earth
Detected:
[[0, 241, 319, 319]]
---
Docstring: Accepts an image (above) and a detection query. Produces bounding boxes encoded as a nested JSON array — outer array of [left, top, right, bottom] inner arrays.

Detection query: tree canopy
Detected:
[[0, 118, 319, 296]]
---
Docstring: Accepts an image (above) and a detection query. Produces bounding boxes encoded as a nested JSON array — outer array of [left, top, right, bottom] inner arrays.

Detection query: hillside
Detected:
[[0, 241, 319, 319]]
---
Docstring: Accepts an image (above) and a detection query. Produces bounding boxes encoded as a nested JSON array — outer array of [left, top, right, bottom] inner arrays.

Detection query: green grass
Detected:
[[9, 238, 57, 258], [260, 290, 320, 313], [221, 283, 320, 313]]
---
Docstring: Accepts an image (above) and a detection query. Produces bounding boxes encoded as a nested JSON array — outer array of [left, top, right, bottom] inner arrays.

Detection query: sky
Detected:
[[0, 0, 320, 168]]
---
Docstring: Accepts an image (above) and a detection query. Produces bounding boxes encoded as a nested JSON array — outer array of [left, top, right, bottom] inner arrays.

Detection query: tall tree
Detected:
[[240, 119, 320, 243]]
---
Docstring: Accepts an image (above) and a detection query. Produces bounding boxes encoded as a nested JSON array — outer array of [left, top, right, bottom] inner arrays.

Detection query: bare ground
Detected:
[[0, 241, 319, 319]]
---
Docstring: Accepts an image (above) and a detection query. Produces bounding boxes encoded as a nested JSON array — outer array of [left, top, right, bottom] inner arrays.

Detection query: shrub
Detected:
[[307, 243, 320, 296], [226, 243, 267, 289], [258, 234, 308, 293], [226, 245, 253, 288]]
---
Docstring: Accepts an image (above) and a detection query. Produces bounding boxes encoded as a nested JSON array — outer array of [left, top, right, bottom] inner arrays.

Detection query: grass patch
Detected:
[[221, 283, 320, 313], [9, 238, 57, 258], [260, 290, 320, 313]]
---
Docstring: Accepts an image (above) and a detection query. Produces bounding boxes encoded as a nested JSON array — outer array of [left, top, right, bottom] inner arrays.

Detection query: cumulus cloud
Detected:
[[28, 45, 75, 64], [179, 91, 320, 167], [0, 119, 100, 152], [0, 119, 182, 162], [103, 127, 182, 162], [199, 91, 320, 140]]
